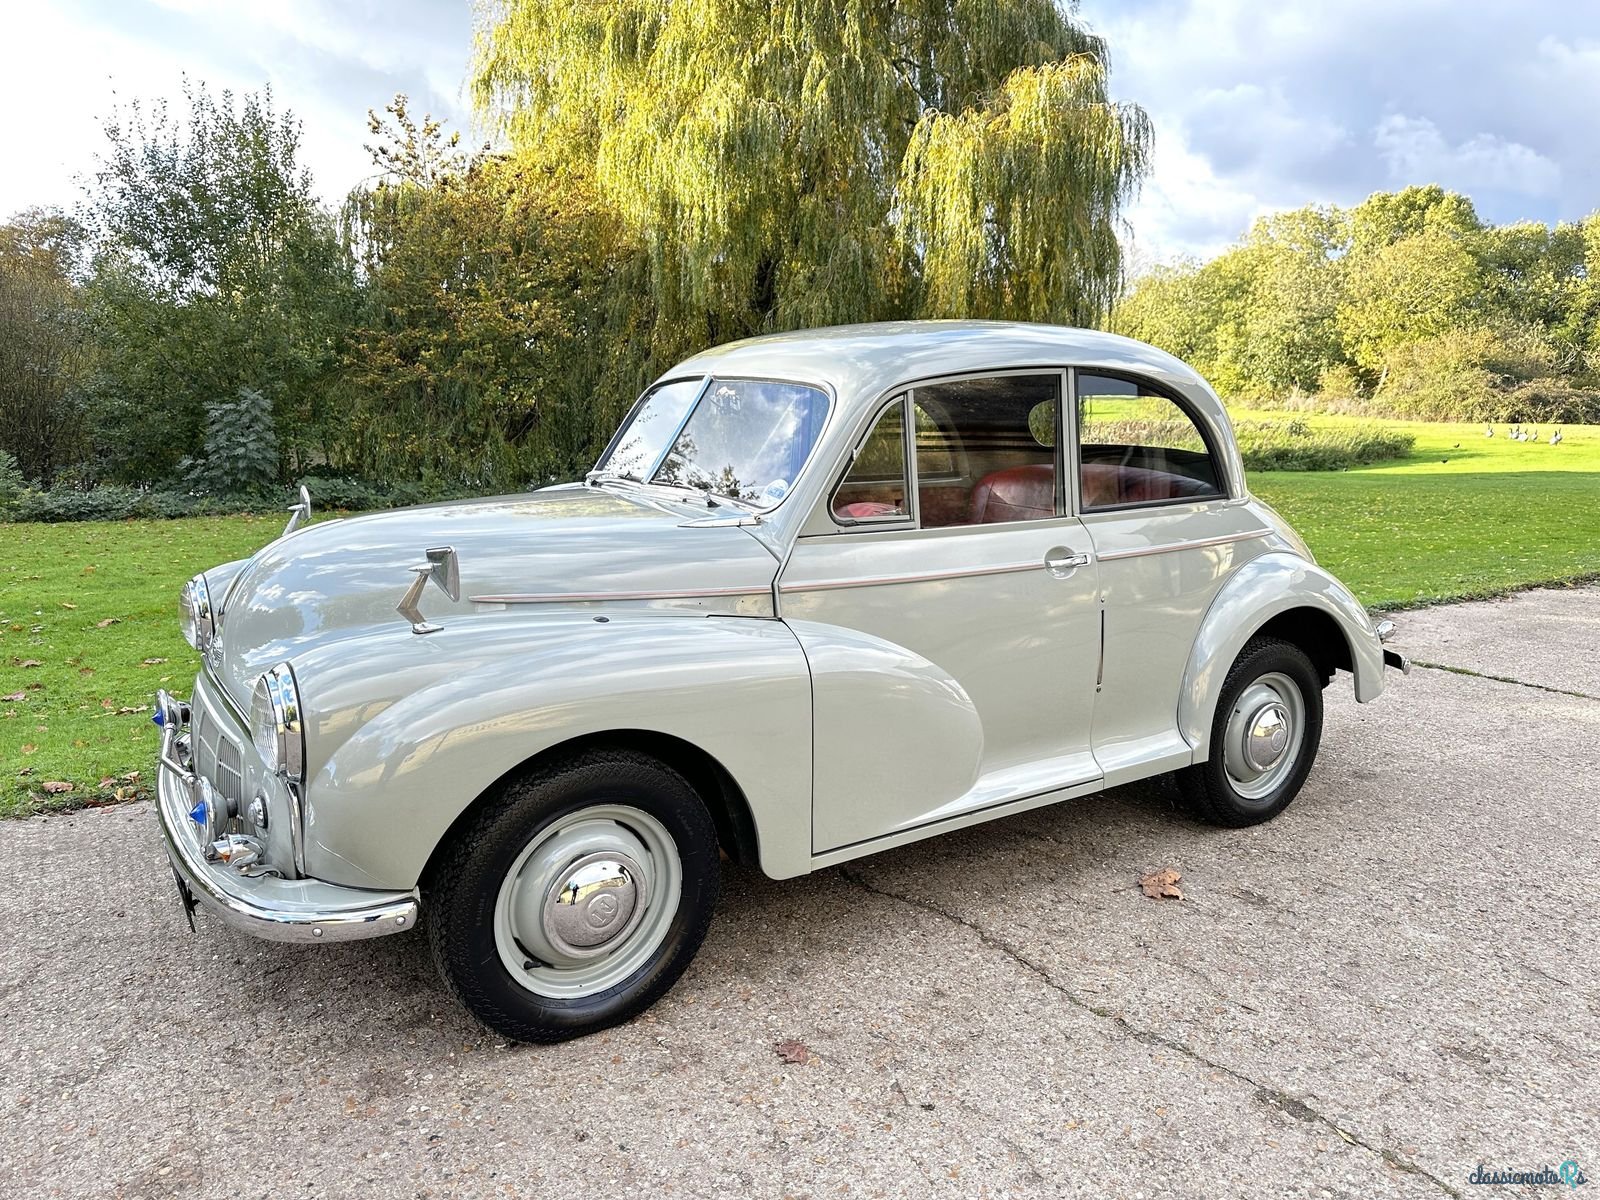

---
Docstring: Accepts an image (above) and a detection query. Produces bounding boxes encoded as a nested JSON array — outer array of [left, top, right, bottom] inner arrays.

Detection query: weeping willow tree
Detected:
[[472, 0, 1149, 356]]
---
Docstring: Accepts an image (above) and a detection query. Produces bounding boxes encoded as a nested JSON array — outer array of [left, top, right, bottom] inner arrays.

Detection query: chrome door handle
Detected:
[[1044, 548, 1091, 576]]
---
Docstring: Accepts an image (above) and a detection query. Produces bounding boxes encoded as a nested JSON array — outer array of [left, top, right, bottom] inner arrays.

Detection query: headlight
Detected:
[[250, 662, 305, 782], [179, 573, 214, 650]]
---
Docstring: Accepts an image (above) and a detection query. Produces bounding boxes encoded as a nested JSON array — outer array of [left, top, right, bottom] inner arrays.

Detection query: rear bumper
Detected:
[[155, 696, 418, 944], [1383, 648, 1410, 674]]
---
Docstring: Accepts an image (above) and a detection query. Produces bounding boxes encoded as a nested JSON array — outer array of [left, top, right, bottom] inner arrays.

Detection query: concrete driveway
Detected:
[[2, 586, 1596, 1199]]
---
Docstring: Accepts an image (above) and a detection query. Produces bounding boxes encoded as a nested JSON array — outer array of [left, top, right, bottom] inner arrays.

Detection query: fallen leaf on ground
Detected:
[[140, 657, 168, 666], [60, 602, 77, 610], [17, 659, 43, 668], [2, 692, 25, 702], [774, 1039, 812, 1065], [40, 781, 73, 794], [1140, 867, 1184, 900], [96, 618, 120, 628]]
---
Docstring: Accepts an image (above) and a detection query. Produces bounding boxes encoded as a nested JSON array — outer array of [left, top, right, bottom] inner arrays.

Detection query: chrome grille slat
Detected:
[[189, 690, 247, 831]]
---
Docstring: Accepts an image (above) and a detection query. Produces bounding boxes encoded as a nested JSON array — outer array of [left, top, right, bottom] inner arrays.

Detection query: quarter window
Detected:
[[832, 401, 909, 522], [1076, 374, 1224, 509]]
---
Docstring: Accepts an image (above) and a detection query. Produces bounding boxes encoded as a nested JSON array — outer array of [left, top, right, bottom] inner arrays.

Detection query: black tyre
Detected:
[[1175, 635, 1324, 828], [425, 748, 719, 1043]]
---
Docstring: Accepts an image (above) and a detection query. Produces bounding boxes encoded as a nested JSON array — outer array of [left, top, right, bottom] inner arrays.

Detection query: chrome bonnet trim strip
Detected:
[[471, 585, 770, 604], [781, 559, 1042, 594], [1095, 529, 1272, 562]]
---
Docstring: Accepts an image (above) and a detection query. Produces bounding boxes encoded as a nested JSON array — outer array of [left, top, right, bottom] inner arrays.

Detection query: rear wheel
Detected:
[[1176, 636, 1324, 827], [426, 748, 719, 1042]]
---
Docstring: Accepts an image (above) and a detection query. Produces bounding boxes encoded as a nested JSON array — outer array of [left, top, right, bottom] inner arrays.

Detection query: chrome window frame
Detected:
[[824, 366, 1074, 535], [826, 393, 916, 528]]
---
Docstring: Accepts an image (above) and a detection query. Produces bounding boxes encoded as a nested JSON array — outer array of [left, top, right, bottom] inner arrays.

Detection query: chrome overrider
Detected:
[[153, 689, 419, 943]]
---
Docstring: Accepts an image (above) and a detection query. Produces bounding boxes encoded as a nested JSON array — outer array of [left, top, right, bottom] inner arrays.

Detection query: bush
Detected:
[[185, 387, 280, 494], [0, 450, 28, 510], [1080, 415, 1413, 472], [3, 473, 485, 523], [1233, 420, 1414, 471]]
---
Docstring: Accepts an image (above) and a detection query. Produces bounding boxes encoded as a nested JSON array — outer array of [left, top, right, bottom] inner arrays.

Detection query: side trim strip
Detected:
[[470, 585, 769, 604], [781, 558, 1041, 594], [1095, 528, 1271, 562]]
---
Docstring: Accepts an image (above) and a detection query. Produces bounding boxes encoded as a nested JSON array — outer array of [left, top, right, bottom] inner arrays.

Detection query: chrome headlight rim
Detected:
[[180, 573, 214, 651], [251, 662, 305, 784]]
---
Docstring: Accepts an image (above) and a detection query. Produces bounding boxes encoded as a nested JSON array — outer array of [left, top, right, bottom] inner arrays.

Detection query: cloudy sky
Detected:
[[3, 0, 1597, 263]]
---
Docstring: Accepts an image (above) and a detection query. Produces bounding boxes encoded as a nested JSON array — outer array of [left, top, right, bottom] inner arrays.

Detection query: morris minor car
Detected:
[[154, 321, 1407, 1041]]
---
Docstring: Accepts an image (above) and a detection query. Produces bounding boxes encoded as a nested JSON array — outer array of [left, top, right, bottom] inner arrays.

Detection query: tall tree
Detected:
[[80, 81, 355, 484], [0, 209, 88, 484], [471, 0, 1149, 355], [339, 97, 650, 488]]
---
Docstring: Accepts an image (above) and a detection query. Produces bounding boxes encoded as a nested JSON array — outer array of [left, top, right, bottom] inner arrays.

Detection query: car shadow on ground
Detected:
[[196, 774, 1193, 1047]]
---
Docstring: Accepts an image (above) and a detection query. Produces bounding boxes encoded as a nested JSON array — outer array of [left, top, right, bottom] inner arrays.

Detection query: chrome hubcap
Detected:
[[1244, 703, 1290, 771], [1222, 672, 1305, 802], [494, 805, 681, 999], [543, 853, 647, 954]]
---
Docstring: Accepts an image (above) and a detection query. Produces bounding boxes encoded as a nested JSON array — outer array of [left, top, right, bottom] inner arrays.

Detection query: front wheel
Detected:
[[425, 749, 719, 1043], [1175, 636, 1324, 827]]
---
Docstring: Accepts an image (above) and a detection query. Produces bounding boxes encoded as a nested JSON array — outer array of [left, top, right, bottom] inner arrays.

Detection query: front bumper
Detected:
[[155, 694, 418, 943]]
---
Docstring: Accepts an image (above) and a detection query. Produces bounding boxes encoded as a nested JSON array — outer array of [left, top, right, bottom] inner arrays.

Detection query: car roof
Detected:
[[666, 320, 1220, 416]]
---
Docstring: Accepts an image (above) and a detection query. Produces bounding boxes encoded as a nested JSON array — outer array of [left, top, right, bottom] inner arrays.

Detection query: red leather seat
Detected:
[[967, 464, 1056, 524], [1081, 463, 1213, 507]]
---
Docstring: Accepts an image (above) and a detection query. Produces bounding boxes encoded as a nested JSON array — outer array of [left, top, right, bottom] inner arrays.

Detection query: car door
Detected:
[[780, 371, 1104, 855], [1071, 369, 1268, 784]]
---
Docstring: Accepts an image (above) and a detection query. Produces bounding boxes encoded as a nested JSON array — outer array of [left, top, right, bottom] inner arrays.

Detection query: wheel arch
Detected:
[[1179, 552, 1384, 761], [421, 730, 763, 890]]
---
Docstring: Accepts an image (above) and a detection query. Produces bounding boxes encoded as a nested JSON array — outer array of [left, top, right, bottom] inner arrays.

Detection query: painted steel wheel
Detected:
[[1176, 636, 1324, 827], [426, 748, 719, 1043]]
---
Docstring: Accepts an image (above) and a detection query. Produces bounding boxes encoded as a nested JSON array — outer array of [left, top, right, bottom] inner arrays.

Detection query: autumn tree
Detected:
[[471, 0, 1150, 358], [338, 97, 650, 488]]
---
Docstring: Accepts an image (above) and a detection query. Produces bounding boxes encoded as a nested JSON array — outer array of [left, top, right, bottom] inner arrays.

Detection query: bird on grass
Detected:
[[1484, 424, 1494, 437], [1551, 429, 1563, 446]]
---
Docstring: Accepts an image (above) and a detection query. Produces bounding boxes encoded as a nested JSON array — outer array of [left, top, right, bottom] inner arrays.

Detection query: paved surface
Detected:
[[2, 587, 1597, 1199]]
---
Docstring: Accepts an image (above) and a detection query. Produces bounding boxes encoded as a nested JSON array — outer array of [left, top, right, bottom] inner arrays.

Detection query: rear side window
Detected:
[[1077, 374, 1224, 510]]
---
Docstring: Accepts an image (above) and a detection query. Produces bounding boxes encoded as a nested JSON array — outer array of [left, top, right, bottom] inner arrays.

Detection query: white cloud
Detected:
[[1079, 0, 1600, 261], [0, 0, 471, 221], [1373, 114, 1561, 197]]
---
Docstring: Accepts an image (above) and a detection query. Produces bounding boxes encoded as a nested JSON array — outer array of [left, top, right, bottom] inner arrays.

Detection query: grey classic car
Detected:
[[155, 321, 1407, 1041]]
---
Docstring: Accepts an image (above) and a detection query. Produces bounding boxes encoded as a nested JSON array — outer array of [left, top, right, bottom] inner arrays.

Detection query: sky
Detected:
[[3, 0, 1597, 265]]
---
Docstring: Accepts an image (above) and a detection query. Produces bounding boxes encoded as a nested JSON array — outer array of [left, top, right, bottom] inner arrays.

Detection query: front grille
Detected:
[[192, 694, 247, 830]]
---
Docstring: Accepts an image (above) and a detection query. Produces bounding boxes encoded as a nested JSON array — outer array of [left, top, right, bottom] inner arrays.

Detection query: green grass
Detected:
[[3, 414, 1597, 816], [1237, 412, 1600, 607], [2, 515, 281, 817]]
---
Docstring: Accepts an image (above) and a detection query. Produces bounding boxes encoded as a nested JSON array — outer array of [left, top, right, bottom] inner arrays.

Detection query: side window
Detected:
[[910, 374, 1060, 527], [1077, 374, 1224, 510], [832, 399, 909, 522]]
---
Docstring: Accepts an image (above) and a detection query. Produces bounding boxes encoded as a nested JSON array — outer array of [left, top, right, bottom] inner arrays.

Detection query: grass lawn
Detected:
[[2, 515, 283, 817], [4, 415, 1598, 817], [1236, 412, 1600, 607]]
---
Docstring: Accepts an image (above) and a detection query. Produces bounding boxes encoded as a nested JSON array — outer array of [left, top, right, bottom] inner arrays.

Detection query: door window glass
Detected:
[[909, 375, 1060, 527]]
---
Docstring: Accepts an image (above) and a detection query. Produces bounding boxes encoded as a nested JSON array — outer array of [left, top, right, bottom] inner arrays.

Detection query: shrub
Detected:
[[1232, 420, 1414, 471], [182, 387, 281, 495], [0, 450, 28, 510], [1079, 416, 1413, 472]]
